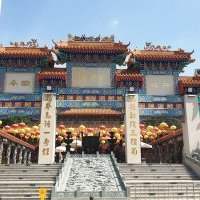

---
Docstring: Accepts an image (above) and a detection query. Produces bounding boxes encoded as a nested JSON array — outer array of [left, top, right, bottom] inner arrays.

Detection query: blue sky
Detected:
[[0, 0, 199, 75]]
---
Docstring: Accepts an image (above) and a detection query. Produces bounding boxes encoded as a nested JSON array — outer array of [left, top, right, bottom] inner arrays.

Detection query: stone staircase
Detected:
[[119, 164, 200, 200], [0, 163, 62, 200]]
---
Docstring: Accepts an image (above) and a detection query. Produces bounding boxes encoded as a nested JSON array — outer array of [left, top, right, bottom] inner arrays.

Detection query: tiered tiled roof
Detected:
[[55, 40, 128, 54], [115, 70, 143, 81], [37, 68, 66, 80], [178, 76, 200, 94], [127, 49, 194, 63], [58, 109, 122, 116], [0, 47, 50, 58]]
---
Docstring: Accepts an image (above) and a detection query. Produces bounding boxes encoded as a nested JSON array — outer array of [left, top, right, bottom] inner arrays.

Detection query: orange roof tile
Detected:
[[115, 71, 143, 81], [58, 108, 122, 116], [178, 76, 200, 94], [55, 40, 128, 54], [129, 49, 194, 62], [37, 69, 66, 80], [0, 47, 50, 58], [179, 76, 200, 86]]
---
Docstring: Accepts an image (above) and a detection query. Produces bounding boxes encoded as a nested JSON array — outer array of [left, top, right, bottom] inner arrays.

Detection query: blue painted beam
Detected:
[[56, 100, 123, 109], [139, 95, 183, 103], [139, 108, 183, 117], [51, 88, 126, 96], [0, 107, 40, 116], [0, 94, 41, 101]]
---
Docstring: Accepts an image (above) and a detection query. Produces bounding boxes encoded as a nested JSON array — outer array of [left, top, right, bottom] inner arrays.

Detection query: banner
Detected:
[[125, 94, 141, 164], [38, 93, 56, 164]]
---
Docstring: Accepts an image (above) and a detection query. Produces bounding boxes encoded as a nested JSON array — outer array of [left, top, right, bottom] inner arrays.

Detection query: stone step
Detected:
[[0, 166, 61, 170], [0, 164, 62, 167], [0, 192, 51, 196], [119, 165, 186, 169], [120, 168, 193, 171], [1, 195, 46, 200], [120, 163, 200, 199], [126, 184, 200, 188], [129, 195, 200, 200], [121, 169, 193, 171], [119, 168, 192, 171], [124, 176, 198, 180], [122, 174, 198, 177], [129, 198, 200, 200], [0, 174, 58, 177], [119, 163, 185, 166], [0, 175, 56, 178], [0, 163, 61, 200], [0, 188, 52, 192], [0, 184, 54, 187], [0, 165, 62, 170], [129, 189, 200, 193], [121, 171, 195, 175], [125, 180, 200, 184], [0, 169, 60, 173], [0, 180, 54, 184]]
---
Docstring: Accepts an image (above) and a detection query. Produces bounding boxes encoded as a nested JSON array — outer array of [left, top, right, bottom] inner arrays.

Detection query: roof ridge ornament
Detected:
[[10, 39, 39, 48], [67, 34, 115, 42], [144, 42, 171, 51]]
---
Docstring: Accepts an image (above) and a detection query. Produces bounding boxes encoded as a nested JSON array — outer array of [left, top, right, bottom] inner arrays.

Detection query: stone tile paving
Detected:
[[65, 157, 120, 192]]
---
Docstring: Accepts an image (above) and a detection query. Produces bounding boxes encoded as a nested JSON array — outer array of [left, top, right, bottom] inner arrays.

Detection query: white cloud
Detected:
[[110, 19, 119, 28], [112, 19, 119, 26]]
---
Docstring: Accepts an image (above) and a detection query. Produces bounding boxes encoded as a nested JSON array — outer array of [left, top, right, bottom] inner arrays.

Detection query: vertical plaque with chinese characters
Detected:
[[38, 93, 56, 164], [125, 94, 141, 164]]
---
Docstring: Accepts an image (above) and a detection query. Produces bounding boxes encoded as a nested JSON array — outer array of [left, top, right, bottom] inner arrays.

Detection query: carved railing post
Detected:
[[59, 152, 63, 163], [0, 141, 4, 164], [27, 151, 32, 165], [6, 143, 11, 165], [0, 130, 37, 165], [13, 145, 18, 164], [23, 150, 28, 164], [18, 146, 23, 164]]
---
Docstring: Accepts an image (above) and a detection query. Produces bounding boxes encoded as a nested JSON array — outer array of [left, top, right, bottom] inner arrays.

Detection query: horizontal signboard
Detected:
[[72, 67, 111, 88], [145, 75, 175, 96], [4, 73, 35, 94]]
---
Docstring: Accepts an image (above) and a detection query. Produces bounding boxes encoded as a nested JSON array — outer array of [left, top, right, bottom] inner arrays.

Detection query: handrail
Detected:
[[185, 154, 200, 166], [55, 156, 73, 192], [0, 130, 37, 151], [110, 152, 129, 196], [152, 129, 182, 145]]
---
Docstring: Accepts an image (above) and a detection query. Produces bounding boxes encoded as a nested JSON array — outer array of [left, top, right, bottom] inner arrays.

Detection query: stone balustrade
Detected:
[[0, 130, 37, 165]]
